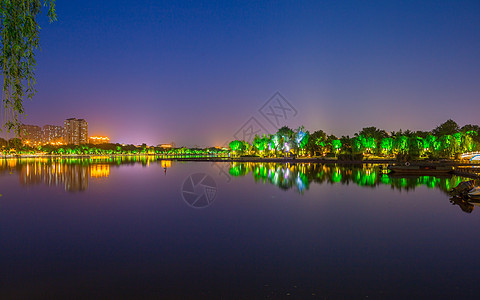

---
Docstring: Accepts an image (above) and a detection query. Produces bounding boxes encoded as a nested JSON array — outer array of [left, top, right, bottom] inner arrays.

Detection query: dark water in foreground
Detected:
[[1, 157, 480, 299]]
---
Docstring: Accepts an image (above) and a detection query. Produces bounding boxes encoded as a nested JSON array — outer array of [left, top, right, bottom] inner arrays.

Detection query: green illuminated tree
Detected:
[[424, 135, 437, 151], [270, 133, 281, 153], [452, 132, 463, 155], [294, 126, 309, 154], [326, 134, 338, 154], [1, 1, 56, 135], [408, 136, 424, 158], [351, 135, 365, 154], [242, 141, 252, 155], [461, 125, 480, 145], [380, 137, 393, 156], [414, 130, 429, 138], [364, 137, 377, 153], [306, 130, 327, 156], [331, 139, 342, 156], [229, 140, 242, 152], [253, 134, 271, 156], [461, 124, 480, 133], [439, 135, 453, 157], [462, 131, 477, 152], [229, 140, 250, 156], [393, 135, 409, 156], [339, 136, 351, 154], [252, 135, 263, 153]]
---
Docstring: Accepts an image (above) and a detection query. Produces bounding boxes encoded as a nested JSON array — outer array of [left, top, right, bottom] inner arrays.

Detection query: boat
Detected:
[[468, 187, 480, 198], [387, 163, 453, 174], [450, 180, 475, 196]]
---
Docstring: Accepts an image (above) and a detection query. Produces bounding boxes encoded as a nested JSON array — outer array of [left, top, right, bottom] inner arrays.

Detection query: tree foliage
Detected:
[[432, 119, 460, 137], [294, 126, 309, 151], [356, 126, 388, 141], [229, 140, 243, 152], [1, 0, 56, 134]]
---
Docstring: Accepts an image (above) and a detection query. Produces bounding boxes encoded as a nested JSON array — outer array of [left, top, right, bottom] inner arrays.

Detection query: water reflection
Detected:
[[2, 158, 478, 203], [0, 156, 168, 192], [449, 196, 475, 213], [20, 163, 89, 192], [228, 162, 476, 195]]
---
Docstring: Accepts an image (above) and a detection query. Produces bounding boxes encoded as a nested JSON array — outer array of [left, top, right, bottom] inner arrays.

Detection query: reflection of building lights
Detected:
[[161, 160, 171, 168], [90, 164, 110, 178]]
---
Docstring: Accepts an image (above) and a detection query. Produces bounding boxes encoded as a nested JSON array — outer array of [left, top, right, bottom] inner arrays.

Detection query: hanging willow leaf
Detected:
[[0, 0, 56, 136]]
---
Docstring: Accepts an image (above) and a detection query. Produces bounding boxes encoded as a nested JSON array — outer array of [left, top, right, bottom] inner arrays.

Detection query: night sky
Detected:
[[15, 0, 480, 146]]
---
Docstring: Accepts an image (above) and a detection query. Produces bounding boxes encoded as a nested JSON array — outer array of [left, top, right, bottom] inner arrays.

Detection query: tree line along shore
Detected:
[[1, 119, 479, 161], [228, 119, 480, 161]]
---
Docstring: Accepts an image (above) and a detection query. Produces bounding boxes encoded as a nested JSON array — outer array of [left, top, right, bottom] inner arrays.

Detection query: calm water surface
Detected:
[[1, 157, 480, 299]]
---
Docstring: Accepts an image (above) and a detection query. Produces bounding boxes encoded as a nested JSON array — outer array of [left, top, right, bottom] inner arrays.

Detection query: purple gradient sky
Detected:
[[6, 0, 480, 146]]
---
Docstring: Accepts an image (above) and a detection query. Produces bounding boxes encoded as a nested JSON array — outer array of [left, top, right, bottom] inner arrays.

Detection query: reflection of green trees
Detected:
[[229, 162, 310, 192], [228, 163, 471, 194]]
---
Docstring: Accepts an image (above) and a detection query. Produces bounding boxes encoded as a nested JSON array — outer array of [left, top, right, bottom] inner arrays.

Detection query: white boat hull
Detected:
[[468, 187, 480, 197]]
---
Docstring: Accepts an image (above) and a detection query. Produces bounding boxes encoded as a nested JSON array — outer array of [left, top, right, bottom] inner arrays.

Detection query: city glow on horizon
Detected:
[[10, 0, 474, 147], [89, 136, 110, 144]]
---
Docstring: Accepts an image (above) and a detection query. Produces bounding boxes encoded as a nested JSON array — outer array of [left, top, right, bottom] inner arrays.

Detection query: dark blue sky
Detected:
[[16, 0, 480, 146]]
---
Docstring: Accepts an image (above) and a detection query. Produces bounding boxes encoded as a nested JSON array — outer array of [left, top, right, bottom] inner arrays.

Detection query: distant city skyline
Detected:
[[2, 0, 479, 146], [13, 118, 89, 146]]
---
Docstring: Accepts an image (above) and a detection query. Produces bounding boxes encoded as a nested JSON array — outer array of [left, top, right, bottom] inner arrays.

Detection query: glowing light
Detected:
[[89, 136, 110, 144], [158, 144, 173, 148], [296, 131, 306, 144]]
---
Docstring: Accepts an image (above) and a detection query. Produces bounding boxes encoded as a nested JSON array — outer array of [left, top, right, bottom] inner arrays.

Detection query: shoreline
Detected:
[[2, 154, 478, 166], [171, 157, 479, 166], [2, 154, 479, 178]]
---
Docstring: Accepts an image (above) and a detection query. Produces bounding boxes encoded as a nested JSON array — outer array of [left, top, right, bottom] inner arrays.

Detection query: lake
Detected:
[[1, 157, 480, 299]]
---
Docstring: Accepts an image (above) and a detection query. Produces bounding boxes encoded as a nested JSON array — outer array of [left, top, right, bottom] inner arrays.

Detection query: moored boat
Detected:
[[468, 186, 480, 198], [387, 163, 453, 174]]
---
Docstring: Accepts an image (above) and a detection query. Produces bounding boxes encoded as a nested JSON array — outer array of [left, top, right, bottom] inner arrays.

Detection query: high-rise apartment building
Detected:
[[19, 124, 42, 145], [64, 118, 88, 145], [43, 125, 64, 144]]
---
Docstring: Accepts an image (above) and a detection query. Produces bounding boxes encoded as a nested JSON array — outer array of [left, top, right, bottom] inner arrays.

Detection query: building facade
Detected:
[[19, 124, 42, 145], [157, 143, 176, 148], [64, 118, 88, 145], [43, 125, 64, 144], [89, 136, 110, 144]]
